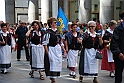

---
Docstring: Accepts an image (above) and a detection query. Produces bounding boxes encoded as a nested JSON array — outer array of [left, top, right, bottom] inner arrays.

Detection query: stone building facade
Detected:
[[0, 0, 124, 25]]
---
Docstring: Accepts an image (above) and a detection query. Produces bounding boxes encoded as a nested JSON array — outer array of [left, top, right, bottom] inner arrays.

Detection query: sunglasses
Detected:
[[88, 26, 95, 28], [53, 22, 57, 24]]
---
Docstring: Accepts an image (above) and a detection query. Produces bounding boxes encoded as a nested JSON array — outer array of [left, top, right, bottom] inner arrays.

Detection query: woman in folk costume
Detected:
[[64, 23, 82, 78], [26, 21, 45, 80], [79, 21, 103, 83], [42, 17, 66, 83], [0, 23, 15, 73], [101, 20, 117, 77], [101, 23, 108, 37]]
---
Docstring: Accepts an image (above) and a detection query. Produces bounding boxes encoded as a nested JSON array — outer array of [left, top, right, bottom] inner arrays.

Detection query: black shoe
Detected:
[[69, 73, 73, 76], [17, 59, 20, 61], [93, 78, 99, 83], [29, 72, 34, 78], [40, 75, 44, 80], [27, 59, 30, 61], [1, 70, 4, 73], [110, 72, 115, 77], [79, 76, 83, 82], [3, 71, 7, 74], [1, 70, 7, 74], [67, 65, 69, 68], [73, 75, 76, 79]]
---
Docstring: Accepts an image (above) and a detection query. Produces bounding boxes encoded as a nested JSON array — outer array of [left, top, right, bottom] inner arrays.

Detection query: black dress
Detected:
[[79, 32, 100, 77], [29, 30, 45, 70], [42, 29, 62, 78]]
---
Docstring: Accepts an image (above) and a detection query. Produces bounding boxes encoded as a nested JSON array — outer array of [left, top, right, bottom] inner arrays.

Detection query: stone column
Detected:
[[123, 0, 124, 10], [78, 0, 91, 23], [100, 0, 114, 24], [28, 0, 39, 23], [41, 0, 49, 23], [63, 0, 68, 18], [0, 0, 5, 22], [52, 0, 58, 18], [5, 0, 15, 25]]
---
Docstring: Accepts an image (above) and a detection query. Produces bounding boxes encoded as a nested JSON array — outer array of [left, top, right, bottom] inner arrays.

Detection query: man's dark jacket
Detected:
[[110, 22, 124, 60]]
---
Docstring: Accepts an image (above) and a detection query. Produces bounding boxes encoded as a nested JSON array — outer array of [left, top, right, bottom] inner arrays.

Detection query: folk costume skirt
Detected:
[[44, 44, 62, 78], [30, 44, 45, 71], [79, 48, 98, 77], [0, 45, 11, 69]]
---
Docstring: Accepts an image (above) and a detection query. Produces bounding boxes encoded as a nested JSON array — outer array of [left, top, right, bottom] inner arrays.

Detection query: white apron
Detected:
[[48, 44, 62, 72], [31, 44, 44, 69], [67, 50, 78, 67], [0, 45, 11, 64], [84, 48, 98, 74], [107, 49, 114, 62]]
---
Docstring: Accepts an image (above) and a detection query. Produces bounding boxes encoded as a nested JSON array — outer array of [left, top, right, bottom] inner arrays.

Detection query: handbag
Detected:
[[95, 50, 103, 59]]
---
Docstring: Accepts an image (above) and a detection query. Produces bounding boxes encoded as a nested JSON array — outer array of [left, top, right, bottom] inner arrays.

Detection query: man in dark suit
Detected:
[[110, 12, 124, 83], [15, 21, 30, 61]]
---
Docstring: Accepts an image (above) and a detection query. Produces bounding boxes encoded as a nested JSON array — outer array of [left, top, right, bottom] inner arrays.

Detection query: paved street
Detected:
[[0, 50, 123, 83]]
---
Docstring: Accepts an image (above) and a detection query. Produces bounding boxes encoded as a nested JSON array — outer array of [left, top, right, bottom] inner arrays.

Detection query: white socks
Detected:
[[4, 68, 7, 73], [70, 71, 76, 76]]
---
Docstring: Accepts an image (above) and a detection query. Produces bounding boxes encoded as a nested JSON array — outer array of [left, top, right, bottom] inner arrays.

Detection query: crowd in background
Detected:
[[0, 12, 124, 83]]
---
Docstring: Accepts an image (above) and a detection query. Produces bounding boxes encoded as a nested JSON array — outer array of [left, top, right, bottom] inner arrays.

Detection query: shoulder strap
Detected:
[[0, 33, 2, 38], [82, 31, 90, 41], [0, 33, 4, 41], [77, 32, 82, 37], [8, 33, 12, 36]]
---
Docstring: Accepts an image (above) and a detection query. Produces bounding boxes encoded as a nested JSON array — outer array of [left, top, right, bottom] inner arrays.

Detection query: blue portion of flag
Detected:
[[57, 7, 68, 31]]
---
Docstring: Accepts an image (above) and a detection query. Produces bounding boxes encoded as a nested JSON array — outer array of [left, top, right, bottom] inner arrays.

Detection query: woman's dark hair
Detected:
[[47, 17, 57, 28], [41, 24, 44, 28], [96, 19, 100, 23], [40, 22, 43, 27], [71, 23, 78, 28], [119, 11, 124, 19], [31, 21, 41, 31], [80, 23, 87, 29], [15, 23, 18, 26], [1, 23, 7, 28], [79, 24, 83, 29], [44, 23, 47, 25]]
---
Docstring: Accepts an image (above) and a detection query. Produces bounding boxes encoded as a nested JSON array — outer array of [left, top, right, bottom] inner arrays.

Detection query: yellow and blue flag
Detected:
[[57, 7, 68, 34]]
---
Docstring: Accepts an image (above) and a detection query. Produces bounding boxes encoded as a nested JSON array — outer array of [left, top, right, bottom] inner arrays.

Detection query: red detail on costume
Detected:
[[69, 67, 75, 71], [74, 37, 76, 43], [92, 37, 95, 46], [15, 44, 18, 51], [101, 48, 115, 71], [92, 37, 95, 41], [42, 32, 44, 35], [97, 23, 102, 30]]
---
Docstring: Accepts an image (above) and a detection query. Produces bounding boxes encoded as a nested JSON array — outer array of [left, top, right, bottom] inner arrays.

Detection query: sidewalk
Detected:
[[0, 50, 123, 83]]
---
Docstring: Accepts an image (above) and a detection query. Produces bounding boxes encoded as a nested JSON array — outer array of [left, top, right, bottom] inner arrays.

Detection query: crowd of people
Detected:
[[0, 12, 124, 83]]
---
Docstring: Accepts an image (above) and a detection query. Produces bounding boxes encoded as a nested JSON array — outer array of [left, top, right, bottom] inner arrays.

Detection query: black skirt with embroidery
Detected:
[[44, 53, 60, 78]]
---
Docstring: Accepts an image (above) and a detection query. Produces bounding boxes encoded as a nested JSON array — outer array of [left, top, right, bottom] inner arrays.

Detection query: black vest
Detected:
[[0, 33, 11, 46], [102, 30, 112, 41], [68, 32, 82, 50], [47, 29, 61, 47], [83, 35, 99, 49], [30, 31, 44, 45]]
